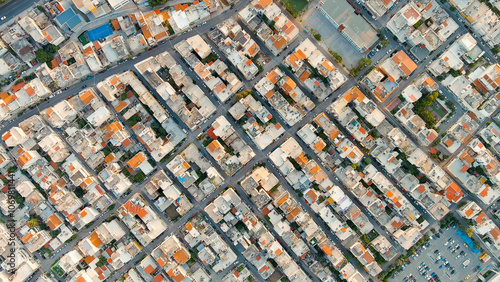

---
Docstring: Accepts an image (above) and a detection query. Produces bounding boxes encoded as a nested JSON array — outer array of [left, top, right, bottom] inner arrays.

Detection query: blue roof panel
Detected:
[[87, 24, 113, 42]]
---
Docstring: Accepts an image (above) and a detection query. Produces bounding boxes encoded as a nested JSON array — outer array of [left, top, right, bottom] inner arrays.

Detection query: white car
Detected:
[[0, 16, 5, 21]]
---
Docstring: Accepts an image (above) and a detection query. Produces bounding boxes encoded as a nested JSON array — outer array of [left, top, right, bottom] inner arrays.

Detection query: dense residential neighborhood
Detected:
[[0, 0, 499, 280]]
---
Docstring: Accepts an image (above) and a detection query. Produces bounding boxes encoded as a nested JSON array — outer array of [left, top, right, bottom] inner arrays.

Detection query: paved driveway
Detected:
[[390, 228, 486, 282], [302, 9, 365, 69]]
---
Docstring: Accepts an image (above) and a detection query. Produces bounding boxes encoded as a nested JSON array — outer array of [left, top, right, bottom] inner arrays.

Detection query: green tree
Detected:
[[28, 218, 39, 228], [359, 58, 372, 68], [74, 187, 85, 198], [413, 20, 424, 28], [269, 21, 276, 30], [381, 39, 391, 47], [419, 110, 436, 127], [35, 49, 54, 64], [311, 29, 321, 41], [236, 89, 253, 100], [95, 256, 107, 267], [148, 0, 167, 6], [448, 68, 462, 77], [466, 228, 473, 237], [47, 44, 59, 53], [329, 51, 343, 64]]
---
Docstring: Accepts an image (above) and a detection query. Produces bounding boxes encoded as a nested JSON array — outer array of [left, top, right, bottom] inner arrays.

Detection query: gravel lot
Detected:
[[389, 227, 486, 282]]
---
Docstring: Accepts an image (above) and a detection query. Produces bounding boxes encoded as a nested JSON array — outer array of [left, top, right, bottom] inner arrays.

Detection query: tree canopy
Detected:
[[35, 49, 53, 64]]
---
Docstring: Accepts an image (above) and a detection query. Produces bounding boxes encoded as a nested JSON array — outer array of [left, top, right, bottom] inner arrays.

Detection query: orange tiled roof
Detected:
[[173, 249, 190, 264], [392, 50, 417, 76], [80, 90, 94, 105], [47, 214, 62, 230], [127, 152, 146, 169]]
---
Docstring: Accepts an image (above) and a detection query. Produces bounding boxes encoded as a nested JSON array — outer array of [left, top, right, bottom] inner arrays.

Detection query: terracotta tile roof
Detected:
[[127, 152, 146, 169], [173, 249, 190, 264], [445, 182, 463, 203], [144, 265, 156, 275], [47, 214, 62, 230], [11, 81, 25, 92], [343, 86, 365, 103], [475, 212, 486, 224], [299, 70, 310, 82], [258, 0, 272, 8], [313, 140, 326, 152], [80, 90, 94, 105], [465, 208, 474, 217], [89, 231, 103, 247], [392, 50, 417, 76], [322, 245, 332, 256]]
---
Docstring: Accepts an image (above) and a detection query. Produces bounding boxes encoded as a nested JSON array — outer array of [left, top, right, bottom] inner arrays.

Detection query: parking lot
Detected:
[[302, 9, 366, 69], [390, 227, 485, 282]]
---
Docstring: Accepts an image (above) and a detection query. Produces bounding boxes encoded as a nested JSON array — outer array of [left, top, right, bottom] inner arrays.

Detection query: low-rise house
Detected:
[[329, 86, 383, 149], [168, 1, 210, 33], [441, 113, 479, 153], [0, 52, 23, 76], [117, 194, 168, 246], [208, 18, 260, 80], [393, 101, 439, 146], [461, 0, 500, 47], [447, 138, 500, 205], [255, 67, 315, 126], [20, 227, 52, 253], [167, 143, 224, 201], [284, 38, 347, 101], [229, 93, 285, 150], [387, 0, 458, 59], [70, 0, 111, 18], [10, 38, 36, 65], [204, 116, 255, 175], [364, 50, 417, 102], [479, 121, 500, 154], [350, 241, 382, 276], [127, 34, 149, 54], [176, 34, 243, 102], [19, 10, 65, 46], [0, 241, 40, 281], [251, 1, 299, 55], [134, 51, 216, 130], [428, 33, 483, 77], [99, 35, 130, 64], [366, 0, 395, 18], [370, 236, 398, 261], [144, 170, 193, 216], [401, 73, 439, 102], [393, 227, 423, 250], [151, 235, 194, 282], [181, 213, 238, 273], [457, 200, 482, 219], [133, 10, 170, 46]]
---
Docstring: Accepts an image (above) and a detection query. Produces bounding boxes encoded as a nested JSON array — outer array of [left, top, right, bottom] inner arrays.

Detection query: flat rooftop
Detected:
[[319, 0, 378, 51]]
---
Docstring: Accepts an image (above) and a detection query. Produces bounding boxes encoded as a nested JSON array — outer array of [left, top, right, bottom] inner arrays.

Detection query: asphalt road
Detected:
[[0, 0, 34, 22]]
